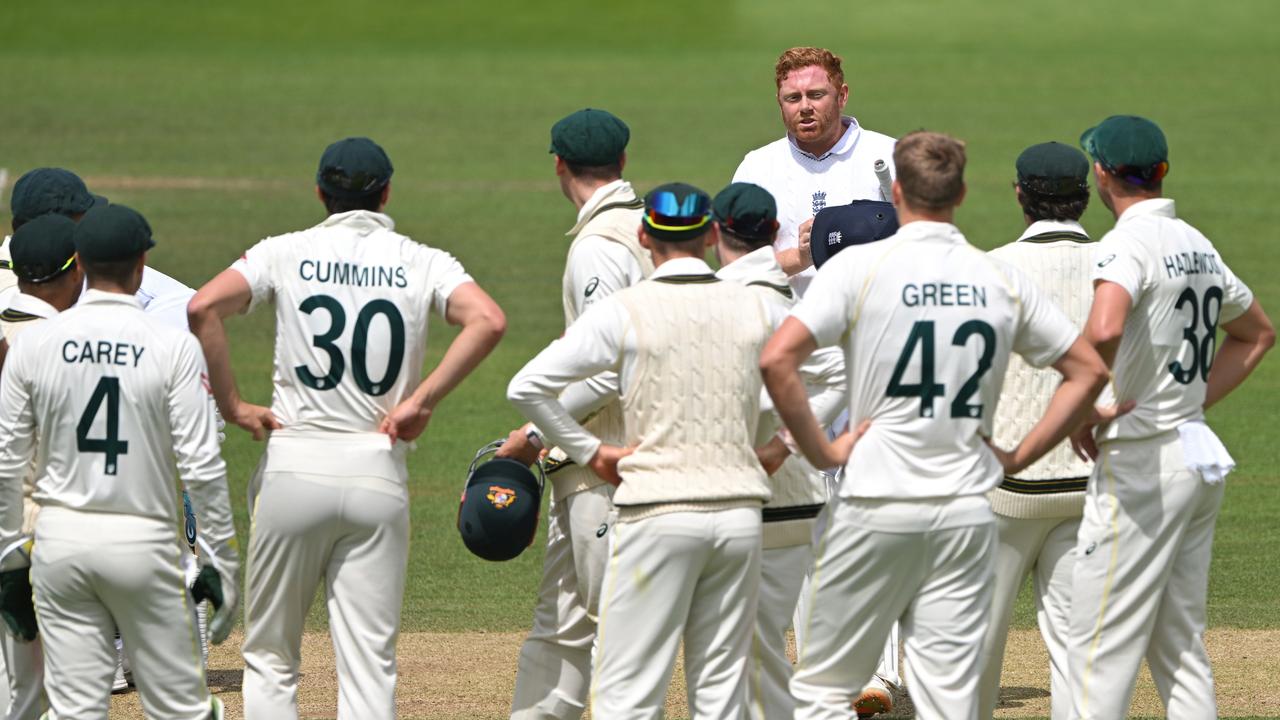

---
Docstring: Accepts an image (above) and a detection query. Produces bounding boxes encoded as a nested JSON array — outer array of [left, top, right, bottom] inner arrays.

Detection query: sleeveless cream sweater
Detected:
[[610, 275, 773, 516], [989, 228, 1094, 519], [549, 191, 651, 500]]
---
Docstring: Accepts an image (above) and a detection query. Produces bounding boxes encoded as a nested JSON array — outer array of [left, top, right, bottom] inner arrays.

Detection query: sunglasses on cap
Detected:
[[644, 191, 712, 232]]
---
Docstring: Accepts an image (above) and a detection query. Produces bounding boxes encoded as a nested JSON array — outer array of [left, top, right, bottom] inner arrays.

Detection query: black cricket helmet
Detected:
[[809, 200, 899, 269], [457, 439, 546, 562]]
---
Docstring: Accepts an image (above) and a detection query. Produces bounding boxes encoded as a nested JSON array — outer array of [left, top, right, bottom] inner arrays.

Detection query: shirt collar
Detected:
[[894, 220, 967, 244], [318, 210, 396, 235], [7, 292, 59, 319], [78, 288, 144, 309], [788, 116, 861, 161], [1016, 219, 1089, 242], [1117, 197, 1176, 223], [567, 180, 635, 236], [715, 246, 788, 285], [651, 256, 714, 279]]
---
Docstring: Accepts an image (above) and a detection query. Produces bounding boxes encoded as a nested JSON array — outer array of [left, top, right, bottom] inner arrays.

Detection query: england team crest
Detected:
[[811, 190, 827, 215], [487, 485, 517, 509]]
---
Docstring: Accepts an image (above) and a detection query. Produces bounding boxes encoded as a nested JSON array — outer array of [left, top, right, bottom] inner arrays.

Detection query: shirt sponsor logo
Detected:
[[584, 277, 600, 297]]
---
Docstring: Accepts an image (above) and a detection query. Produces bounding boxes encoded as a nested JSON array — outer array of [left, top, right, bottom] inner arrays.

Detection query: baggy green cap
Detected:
[[10, 168, 107, 225], [73, 204, 156, 263], [1016, 142, 1090, 196], [316, 137, 394, 200], [9, 214, 78, 283], [1080, 115, 1170, 185], [549, 109, 629, 166], [712, 182, 779, 242], [643, 182, 713, 242]]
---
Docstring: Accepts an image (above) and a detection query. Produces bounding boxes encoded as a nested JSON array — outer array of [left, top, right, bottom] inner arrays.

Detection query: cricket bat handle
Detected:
[[874, 159, 892, 201]]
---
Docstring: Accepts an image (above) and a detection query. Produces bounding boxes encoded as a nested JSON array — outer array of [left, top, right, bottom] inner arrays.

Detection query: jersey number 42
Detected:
[[886, 319, 995, 419]]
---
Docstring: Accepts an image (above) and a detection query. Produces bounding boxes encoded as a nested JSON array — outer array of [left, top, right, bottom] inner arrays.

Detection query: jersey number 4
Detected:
[[77, 377, 128, 476], [1169, 286, 1222, 384], [295, 294, 406, 396], [887, 320, 995, 419]]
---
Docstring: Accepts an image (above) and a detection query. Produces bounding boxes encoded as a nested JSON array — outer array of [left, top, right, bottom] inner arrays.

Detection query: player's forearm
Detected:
[[187, 308, 245, 418], [763, 363, 834, 468], [407, 317, 504, 414], [509, 385, 602, 465], [1010, 341, 1108, 473], [1205, 334, 1274, 411], [775, 247, 810, 276]]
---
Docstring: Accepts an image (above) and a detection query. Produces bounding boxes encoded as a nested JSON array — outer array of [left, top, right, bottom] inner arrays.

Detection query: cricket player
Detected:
[[708, 182, 848, 720], [497, 108, 651, 720], [732, 46, 897, 297], [760, 131, 1109, 720], [187, 136, 506, 719], [1067, 115, 1275, 719], [0, 214, 83, 719], [508, 183, 773, 720], [976, 142, 1098, 720], [0, 204, 238, 719]]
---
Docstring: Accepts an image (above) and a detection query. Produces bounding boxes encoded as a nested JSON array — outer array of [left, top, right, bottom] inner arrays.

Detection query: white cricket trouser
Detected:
[[510, 484, 613, 720], [791, 498, 995, 720], [0, 625, 44, 720], [1068, 434, 1222, 720], [242, 470, 409, 720], [977, 512, 1078, 720], [591, 506, 761, 720], [31, 510, 209, 720], [750, 543, 811, 720]]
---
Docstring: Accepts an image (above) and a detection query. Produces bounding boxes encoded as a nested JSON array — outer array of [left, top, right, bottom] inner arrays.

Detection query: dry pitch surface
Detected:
[[108, 629, 1280, 719]]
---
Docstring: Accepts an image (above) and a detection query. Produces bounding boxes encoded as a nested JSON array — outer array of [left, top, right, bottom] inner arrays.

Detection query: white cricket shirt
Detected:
[[231, 210, 472, 473], [733, 116, 896, 296], [790, 221, 1079, 508], [0, 290, 229, 546], [1091, 198, 1253, 442]]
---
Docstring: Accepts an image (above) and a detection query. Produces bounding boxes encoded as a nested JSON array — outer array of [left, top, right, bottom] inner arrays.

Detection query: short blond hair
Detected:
[[894, 131, 967, 211], [774, 47, 844, 89]]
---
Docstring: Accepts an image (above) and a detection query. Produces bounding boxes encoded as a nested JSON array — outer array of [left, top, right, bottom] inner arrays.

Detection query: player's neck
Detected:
[[1107, 192, 1160, 220], [794, 133, 839, 158], [86, 279, 140, 296], [897, 205, 955, 226], [567, 178, 615, 211]]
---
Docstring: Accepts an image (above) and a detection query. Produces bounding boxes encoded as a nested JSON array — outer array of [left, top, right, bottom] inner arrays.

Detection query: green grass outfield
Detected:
[[3, 0, 1278, 655]]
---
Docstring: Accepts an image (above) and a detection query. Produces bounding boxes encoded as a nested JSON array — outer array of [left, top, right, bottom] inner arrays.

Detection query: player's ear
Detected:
[[705, 224, 719, 251], [617, 152, 626, 174], [379, 183, 391, 211], [315, 186, 326, 205], [837, 82, 849, 109], [637, 227, 652, 250], [890, 179, 903, 210], [954, 182, 967, 208]]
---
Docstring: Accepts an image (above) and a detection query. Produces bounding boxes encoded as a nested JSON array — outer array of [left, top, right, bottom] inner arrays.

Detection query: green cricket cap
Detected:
[[643, 182, 713, 241], [10, 168, 107, 225], [1080, 115, 1170, 185], [549, 109, 629, 166], [9, 214, 78, 283], [73, 204, 156, 263], [316, 137, 394, 200], [712, 182, 779, 242], [1015, 142, 1090, 197]]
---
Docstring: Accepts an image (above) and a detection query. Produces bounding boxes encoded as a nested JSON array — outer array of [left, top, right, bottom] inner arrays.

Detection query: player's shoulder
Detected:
[[735, 136, 793, 177], [855, 124, 898, 151]]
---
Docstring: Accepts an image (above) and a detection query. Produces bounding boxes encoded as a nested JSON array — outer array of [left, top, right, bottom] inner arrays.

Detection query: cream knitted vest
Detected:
[[989, 231, 1094, 519], [549, 195, 652, 500], [611, 276, 772, 509], [1, 310, 44, 534]]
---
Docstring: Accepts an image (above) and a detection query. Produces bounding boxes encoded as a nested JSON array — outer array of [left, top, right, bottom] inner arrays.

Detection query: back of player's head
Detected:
[[712, 182, 778, 252], [10, 167, 107, 230], [10, 214, 78, 285], [893, 131, 966, 212], [73, 204, 154, 286], [1080, 115, 1169, 194], [775, 47, 844, 88], [550, 108, 628, 181], [316, 137, 394, 214], [1015, 142, 1090, 222]]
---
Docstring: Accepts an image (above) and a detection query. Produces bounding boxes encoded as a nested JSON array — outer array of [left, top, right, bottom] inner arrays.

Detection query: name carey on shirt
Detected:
[[299, 260, 408, 289], [1162, 250, 1221, 279], [62, 340, 145, 367]]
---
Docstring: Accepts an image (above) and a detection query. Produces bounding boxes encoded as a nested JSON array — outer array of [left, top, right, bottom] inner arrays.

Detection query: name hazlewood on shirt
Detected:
[[1162, 250, 1221, 279]]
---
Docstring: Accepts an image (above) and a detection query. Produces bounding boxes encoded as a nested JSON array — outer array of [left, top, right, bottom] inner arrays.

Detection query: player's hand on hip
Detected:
[[588, 444, 635, 486], [231, 402, 281, 441], [495, 426, 542, 466], [755, 434, 791, 476], [1070, 400, 1136, 462], [379, 399, 433, 443], [827, 419, 871, 467], [797, 217, 815, 269], [983, 437, 1020, 474]]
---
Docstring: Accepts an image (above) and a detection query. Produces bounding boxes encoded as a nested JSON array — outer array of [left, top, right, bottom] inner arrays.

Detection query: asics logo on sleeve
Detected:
[[585, 277, 600, 297], [1097, 254, 1116, 268]]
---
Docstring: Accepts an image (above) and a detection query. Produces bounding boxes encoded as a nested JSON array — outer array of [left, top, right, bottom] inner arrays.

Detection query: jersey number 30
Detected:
[[295, 294, 406, 396], [77, 377, 128, 476], [887, 320, 995, 419]]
